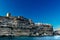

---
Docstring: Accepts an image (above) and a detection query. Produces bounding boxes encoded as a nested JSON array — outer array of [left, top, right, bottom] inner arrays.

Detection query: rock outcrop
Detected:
[[0, 13, 53, 36]]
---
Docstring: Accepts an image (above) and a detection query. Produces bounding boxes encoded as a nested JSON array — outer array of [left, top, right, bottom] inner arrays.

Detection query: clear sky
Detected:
[[0, 0, 60, 29]]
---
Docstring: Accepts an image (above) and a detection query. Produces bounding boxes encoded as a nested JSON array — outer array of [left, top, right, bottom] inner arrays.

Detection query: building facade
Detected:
[[34, 23, 53, 36]]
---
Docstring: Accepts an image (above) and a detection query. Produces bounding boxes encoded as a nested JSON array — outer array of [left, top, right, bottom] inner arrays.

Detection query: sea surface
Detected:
[[0, 36, 60, 40]]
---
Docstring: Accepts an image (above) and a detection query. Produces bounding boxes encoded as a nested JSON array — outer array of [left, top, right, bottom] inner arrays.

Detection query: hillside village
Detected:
[[0, 13, 54, 36]]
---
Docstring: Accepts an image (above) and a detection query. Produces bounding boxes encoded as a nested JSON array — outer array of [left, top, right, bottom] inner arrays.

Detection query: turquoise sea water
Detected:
[[0, 36, 60, 40]]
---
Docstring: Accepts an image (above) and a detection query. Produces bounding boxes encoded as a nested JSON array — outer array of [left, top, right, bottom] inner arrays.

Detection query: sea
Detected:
[[0, 36, 60, 40]]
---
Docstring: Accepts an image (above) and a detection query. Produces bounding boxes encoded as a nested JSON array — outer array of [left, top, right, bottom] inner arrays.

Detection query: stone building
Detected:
[[34, 23, 53, 36]]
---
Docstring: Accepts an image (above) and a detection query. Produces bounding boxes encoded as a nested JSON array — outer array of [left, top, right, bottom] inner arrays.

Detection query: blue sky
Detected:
[[0, 0, 60, 29]]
